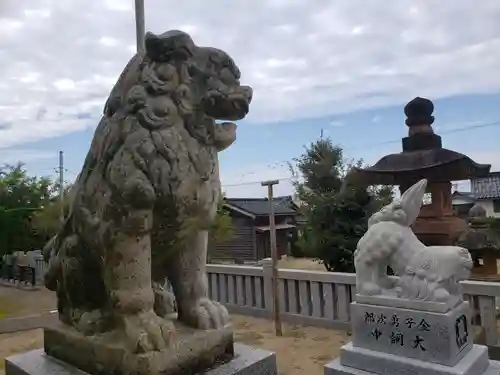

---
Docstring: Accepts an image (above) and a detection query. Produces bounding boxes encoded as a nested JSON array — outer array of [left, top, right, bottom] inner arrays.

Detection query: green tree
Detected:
[[31, 184, 73, 239], [207, 197, 234, 262], [291, 138, 394, 272], [31, 180, 233, 263], [0, 163, 56, 256], [209, 202, 234, 244]]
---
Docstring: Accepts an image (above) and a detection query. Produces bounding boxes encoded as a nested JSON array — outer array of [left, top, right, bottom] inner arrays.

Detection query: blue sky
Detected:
[[1, 1, 500, 197], [14, 91, 500, 198]]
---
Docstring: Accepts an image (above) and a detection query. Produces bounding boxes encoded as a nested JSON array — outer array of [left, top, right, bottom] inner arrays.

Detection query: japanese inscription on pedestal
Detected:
[[364, 310, 431, 351]]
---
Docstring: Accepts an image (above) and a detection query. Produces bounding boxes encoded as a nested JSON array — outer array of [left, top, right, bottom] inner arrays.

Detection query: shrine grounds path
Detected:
[[0, 285, 348, 375]]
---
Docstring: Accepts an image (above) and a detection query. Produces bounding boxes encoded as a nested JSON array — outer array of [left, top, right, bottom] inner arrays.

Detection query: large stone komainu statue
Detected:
[[42, 30, 252, 375]]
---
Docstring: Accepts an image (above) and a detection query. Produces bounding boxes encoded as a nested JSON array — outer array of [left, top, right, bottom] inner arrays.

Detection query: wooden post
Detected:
[[261, 179, 283, 336]]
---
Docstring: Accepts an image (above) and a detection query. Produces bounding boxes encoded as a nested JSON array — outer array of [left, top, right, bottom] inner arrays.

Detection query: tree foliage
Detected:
[[31, 184, 73, 239], [0, 161, 233, 261], [209, 202, 234, 245], [207, 197, 234, 262], [291, 138, 394, 273], [0, 163, 56, 256]]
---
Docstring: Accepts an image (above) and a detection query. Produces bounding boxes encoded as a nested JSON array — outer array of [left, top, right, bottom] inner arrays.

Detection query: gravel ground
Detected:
[[0, 286, 347, 375]]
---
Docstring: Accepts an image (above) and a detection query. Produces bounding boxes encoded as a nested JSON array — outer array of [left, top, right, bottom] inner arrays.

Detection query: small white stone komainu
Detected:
[[354, 179, 472, 306]]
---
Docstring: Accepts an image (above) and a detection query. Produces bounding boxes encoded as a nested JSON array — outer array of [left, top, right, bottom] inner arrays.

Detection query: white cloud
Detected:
[[1, 1, 500, 149], [23, 9, 51, 19], [0, 149, 57, 164], [19, 72, 40, 83], [53, 78, 76, 91], [98, 36, 120, 47]]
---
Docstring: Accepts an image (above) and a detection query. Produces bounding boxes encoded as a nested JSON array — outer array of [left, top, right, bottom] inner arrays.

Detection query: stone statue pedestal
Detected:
[[325, 344, 499, 375], [324, 301, 500, 375], [6, 343, 276, 375], [5, 322, 277, 375]]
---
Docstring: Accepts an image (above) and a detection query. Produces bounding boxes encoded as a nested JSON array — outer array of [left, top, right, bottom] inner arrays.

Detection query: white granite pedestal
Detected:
[[350, 301, 472, 366], [5, 344, 277, 375], [325, 343, 500, 375], [324, 300, 500, 375]]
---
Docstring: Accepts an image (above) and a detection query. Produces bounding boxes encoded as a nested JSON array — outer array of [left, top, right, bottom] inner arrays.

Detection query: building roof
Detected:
[[224, 196, 297, 216], [471, 172, 500, 199], [452, 191, 476, 203]]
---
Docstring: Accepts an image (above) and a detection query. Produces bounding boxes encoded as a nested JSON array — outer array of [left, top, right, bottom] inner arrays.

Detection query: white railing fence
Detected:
[[207, 262, 355, 330], [34, 252, 45, 283], [207, 259, 500, 347], [34, 258, 500, 345], [1, 251, 45, 285]]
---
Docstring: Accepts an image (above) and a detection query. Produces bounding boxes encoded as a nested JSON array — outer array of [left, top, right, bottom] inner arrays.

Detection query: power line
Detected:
[[66, 168, 294, 188], [63, 168, 294, 189], [345, 119, 500, 151], [52, 119, 500, 188], [224, 119, 500, 177]]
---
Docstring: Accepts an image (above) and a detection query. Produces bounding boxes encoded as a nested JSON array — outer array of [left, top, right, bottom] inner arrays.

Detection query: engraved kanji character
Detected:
[[390, 332, 404, 346], [412, 335, 426, 351], [377, 314, 387, 324], [365, 312, 375, 324], [405, 317, 416, 328], [370, 328, 383, 340], [390, 314, 400, 327], [417, 319, 430, 332]]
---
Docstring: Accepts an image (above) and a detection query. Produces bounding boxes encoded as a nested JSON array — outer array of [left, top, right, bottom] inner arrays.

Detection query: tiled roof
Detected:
[[471, 173, 500, 199], [451, 191, 476, 201], [225, 196, 297, 216]]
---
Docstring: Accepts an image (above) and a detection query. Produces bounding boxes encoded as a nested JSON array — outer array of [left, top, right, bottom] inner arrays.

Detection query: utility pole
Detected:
[[135, 0, 146, 55], [261, 179, 283, 336], [59, 151, 64, 226]]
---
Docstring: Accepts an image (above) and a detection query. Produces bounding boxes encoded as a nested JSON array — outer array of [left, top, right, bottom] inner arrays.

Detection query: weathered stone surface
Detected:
[[43, 321, 233, 375], [325, 343, 496, 375], [37, 29, 253, 375], [351, 302, 472, 366], [204, 343, 278, 375], [354, 178, 473, 310], [153, 281, 176, 316], [6, 343, 277, 375]]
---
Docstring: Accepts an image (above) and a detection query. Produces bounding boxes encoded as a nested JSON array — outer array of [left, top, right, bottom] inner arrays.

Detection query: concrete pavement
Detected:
[[0, 311, 57, 334]]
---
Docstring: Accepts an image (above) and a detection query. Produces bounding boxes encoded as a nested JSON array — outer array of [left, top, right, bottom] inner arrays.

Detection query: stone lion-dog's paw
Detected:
[[121, 310, 175, 353], [187, 298, 230, 330]]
